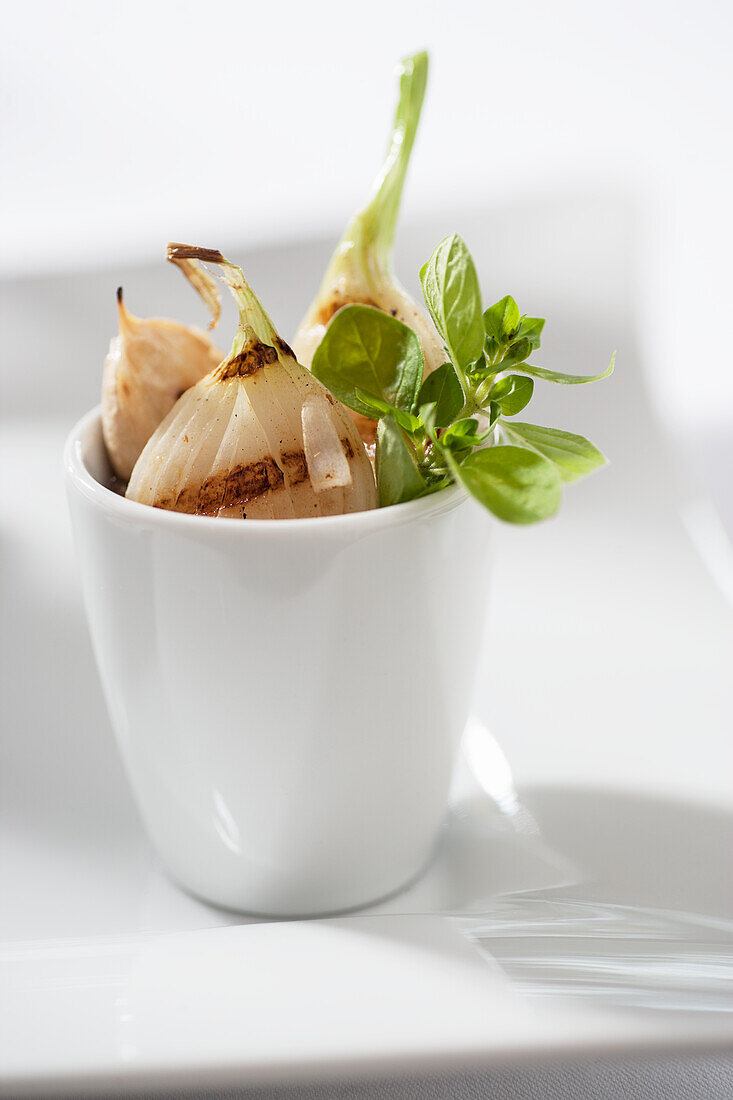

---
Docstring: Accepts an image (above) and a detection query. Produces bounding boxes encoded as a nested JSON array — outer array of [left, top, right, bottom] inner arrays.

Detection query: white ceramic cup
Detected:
[[65, 408, 492, 916]]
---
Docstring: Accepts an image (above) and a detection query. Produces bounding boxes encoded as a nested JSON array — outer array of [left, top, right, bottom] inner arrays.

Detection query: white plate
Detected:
[[2, 216, 733, 1093], [2, 416, 733, 1097]]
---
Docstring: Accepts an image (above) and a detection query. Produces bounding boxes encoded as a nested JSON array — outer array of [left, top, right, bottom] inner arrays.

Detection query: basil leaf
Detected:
[[441, 417, 492, 450], [416, 363, 464, 427], [419, 235, 484, 370], [484, 338, 501, 365], [351, 388, 389, 419], [500, 337, 532, 367], [503, 422, 606, 482], [453, 446, 562, 524], [517, 316, 545, 350], [489, 374, 534, 416], [517, 352, 615, 386], [311, 304, 423, 417], [483, 295, 520, 341], [473, 375, 495, 407], [375, 415, 427, 507], [353, 389, 421, 432], [419, 401, 439, 442]]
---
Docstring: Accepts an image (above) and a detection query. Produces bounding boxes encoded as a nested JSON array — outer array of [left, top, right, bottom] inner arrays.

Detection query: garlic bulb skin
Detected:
[[293, 51, 443, 445], [126, 248, 376, 520], [294, 273, 444, 446], [102, 289, 221, 480], [295, 274, 444, 377]]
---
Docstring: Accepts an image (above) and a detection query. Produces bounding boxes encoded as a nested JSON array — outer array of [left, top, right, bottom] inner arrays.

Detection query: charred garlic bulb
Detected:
[[293, 50, 443, 445], [126, 246, 377, 519], [102, 261, 222, 480]]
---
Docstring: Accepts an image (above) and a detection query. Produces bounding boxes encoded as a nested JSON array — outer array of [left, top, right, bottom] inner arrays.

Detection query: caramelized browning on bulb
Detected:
[[126, 247, 377, 519], [218, 342, 279, 379], [157, 453, 286, 516]]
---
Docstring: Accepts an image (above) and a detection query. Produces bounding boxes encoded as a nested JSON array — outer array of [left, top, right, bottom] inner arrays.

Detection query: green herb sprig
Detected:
[[311, 234, 613, 524]]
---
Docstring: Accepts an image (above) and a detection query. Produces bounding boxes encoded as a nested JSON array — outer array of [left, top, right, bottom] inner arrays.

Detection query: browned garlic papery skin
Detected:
[[102, 286, 222, 481], [125, 246, 377, 520]]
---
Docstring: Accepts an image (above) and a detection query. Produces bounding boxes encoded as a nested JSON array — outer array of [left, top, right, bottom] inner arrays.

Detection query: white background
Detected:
[[3, 0, 733, 436], [3, 6, 733, 1092]]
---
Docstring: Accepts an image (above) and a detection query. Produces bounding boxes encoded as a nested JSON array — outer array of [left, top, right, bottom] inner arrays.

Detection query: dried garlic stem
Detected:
[[167, 249, 221, 330]]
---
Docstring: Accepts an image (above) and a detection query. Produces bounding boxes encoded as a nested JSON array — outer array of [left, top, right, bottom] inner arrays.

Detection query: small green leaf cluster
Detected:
[[311, 234, 614, 524]]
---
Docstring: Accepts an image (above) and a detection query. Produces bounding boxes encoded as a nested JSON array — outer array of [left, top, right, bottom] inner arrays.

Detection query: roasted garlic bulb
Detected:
[[126, 246, 377, 519], [102, 264, 222, 480], [293, 50, 444, 446]]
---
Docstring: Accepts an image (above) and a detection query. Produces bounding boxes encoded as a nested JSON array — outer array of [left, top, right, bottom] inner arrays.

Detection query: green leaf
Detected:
[[504, 422, 607, 482], [484, 337, 501, 365], [452, 446, 562, 524], [352, 388, 391, 419], [517, 316, 545, 350], [416, 363, 465, 427], [483, 296, 520, 341], [353, 389, 421, 432], [500, 337, 532, 367], [419, 235, 484, 369], [418, 401, 439, 442], [441, 417, 492, 450], [375, 415, 427, 507], [473, 375, 495, 407], [516, 352, 615, 386], [311, 304, 423, 418], [489, 374, 534, 415]]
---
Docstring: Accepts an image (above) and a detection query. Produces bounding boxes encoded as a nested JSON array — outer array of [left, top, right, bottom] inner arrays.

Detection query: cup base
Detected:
[[163, 845, 439, 921]]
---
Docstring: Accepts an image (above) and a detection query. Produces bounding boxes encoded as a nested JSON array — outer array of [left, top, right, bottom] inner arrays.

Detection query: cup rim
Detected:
[[65, 406, 468, 536]]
